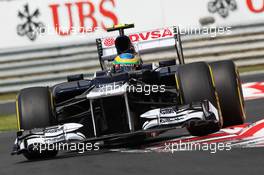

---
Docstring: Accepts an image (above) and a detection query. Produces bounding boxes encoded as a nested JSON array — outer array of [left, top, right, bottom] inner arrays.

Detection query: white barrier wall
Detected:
[[1, 0, 264, 50]]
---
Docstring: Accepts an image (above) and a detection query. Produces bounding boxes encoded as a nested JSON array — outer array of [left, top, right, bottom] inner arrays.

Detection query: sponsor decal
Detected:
[[160, 108, 176, 115], [246, 0, 264, 13], [103, 37, 115, 47], [102, 28, 174, 48], [45, 127, 63, 134], [17, 4, 45, 41], [208, 0, 237, 18], [160, 117, 184, 124], [49, 0, 118, 36]]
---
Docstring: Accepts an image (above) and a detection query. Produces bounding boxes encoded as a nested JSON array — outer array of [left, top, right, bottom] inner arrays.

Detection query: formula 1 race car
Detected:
[[12, 24, 246, 160]]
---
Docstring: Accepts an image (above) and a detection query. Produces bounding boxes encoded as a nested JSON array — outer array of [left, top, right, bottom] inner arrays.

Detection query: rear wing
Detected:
[[96, 26, 184, 70]]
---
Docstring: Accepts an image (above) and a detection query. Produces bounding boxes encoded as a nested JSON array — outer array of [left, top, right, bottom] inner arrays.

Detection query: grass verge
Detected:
[[0, 115, 17, 132], [238, 64, 264, 73], [0, 93, 17, 101]]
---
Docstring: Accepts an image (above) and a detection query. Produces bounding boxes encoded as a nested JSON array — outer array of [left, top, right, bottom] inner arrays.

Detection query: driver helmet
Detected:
[[115, 35, 135, 54], [113, 53, 142, 72]]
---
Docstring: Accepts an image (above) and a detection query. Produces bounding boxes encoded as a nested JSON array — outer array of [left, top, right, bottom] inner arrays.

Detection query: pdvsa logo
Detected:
[[103, 28, 173, 47], [129, 28, 173, 42]]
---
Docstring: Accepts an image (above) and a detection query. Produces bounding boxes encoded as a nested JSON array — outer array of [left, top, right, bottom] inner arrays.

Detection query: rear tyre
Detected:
[[16, 87, 58, 160], [176, 62, 222, 136], [209, 60, 246, 127]]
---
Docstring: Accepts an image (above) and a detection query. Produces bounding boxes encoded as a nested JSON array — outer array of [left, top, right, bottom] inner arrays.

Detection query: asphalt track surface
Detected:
[[0, 73, 264, 175]]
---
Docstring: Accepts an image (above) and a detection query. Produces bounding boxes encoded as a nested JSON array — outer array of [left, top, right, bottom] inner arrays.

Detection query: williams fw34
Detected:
[[12, 24, 246, 160]]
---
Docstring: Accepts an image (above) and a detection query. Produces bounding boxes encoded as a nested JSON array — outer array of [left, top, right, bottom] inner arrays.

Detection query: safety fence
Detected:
[[0, 22, 264, 93]]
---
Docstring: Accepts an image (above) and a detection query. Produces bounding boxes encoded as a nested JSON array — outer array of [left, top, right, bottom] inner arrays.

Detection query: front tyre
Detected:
[[210, 60, 246, 127], [16, 87, 58, 160], [176, 62, 223, 136], [16, 87, 56, 130]]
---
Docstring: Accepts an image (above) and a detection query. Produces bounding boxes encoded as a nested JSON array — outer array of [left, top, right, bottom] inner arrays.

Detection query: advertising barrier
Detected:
[[1, 0, 264, 50]]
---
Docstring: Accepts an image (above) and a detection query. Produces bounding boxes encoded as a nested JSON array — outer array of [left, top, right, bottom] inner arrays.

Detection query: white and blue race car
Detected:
[[12, 24, 245, 160]]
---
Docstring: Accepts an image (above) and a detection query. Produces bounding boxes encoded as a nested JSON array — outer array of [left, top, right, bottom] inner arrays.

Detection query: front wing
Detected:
[[12, 101, 219, 155]]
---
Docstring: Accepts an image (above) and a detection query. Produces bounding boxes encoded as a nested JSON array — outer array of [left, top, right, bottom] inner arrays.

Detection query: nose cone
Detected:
[[64, 123, 83, 132], [140, 109, 160, 119]]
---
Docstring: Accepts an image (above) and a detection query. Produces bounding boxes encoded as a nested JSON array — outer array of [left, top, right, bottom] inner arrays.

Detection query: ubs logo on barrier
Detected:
[[17, 4, 45, 41], [208, 0, 237, 18]]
